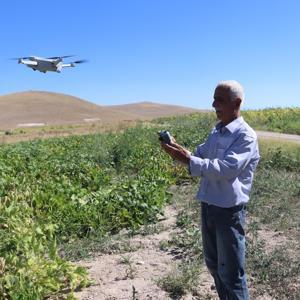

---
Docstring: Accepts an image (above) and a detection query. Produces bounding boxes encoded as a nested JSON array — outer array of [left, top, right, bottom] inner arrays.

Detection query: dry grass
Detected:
[[107, 101, 204, 119], [0, 120, 140, 144], [0, 91, 202, 130], [0, 91, 137, 129]]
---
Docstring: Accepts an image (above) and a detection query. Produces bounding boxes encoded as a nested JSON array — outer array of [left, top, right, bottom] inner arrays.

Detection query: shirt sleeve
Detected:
[[194, 142, 209, 158], [187, 136, 210, 173], [189, 134, 258, 180]]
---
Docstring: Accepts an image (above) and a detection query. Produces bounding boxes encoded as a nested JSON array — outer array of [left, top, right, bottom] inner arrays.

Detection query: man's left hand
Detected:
[[161, 142, 191, 165]]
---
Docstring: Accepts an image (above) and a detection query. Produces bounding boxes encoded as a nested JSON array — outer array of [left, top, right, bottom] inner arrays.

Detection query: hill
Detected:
[[0, 91, 138, 129], [107, 101, 202, 119], [0, 91, 202, 129]]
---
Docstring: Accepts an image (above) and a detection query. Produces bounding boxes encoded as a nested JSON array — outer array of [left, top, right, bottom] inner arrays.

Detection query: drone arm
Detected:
[[61, 63, 75, 68], [20, 60, 38, 66]]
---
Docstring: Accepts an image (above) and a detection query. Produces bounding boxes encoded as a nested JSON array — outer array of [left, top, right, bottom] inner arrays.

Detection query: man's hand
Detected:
[[161, 141, 191, 165]]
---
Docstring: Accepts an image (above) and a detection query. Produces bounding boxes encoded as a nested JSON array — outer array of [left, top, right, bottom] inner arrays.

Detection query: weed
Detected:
[[158, 239, 171, 252], [158, 262, 202, 298], [119, 255, 137, 279], [249, 169, 300, 232], [128, 223, 166, 237], [61, 233, 142, 261]]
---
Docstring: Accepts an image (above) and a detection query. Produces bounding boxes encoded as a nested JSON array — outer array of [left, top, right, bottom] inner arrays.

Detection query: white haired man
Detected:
[[161, 80, 260, 299]]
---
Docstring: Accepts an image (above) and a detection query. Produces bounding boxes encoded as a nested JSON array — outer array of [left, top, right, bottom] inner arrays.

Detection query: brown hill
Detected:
[[107, 101, 201, 119], [0, 91, 138, 129], [0, 91, 202, 130]]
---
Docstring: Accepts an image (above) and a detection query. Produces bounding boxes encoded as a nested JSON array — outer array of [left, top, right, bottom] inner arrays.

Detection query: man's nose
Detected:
[[212, 99, 216, 107]]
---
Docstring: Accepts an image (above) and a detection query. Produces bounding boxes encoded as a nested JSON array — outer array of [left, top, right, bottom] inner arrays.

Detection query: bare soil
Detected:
[[73, 201, 295, 300], [74, 204, 216, 300]]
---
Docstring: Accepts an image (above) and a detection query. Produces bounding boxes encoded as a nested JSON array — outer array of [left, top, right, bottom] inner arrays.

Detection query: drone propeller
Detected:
[[72, 59, 88, 64], [47, 55, 75, 59], [10, 57, 31, 60]]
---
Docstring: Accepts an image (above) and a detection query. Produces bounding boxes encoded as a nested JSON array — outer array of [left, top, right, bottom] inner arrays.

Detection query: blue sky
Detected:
[[1, 0, 300, 109]]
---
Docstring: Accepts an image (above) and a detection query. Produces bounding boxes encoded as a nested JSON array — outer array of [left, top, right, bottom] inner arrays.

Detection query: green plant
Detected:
[[247, 223, 300, 299], [158, 262, 201, 298], [119, 255, 137, 279], [243, 107, 300, 134]]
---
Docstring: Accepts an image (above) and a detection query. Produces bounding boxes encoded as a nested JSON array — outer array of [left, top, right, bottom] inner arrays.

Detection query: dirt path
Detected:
[[3, 126, 299, 147], [256, 130, 300, 143], [74, 203, 216, 300]]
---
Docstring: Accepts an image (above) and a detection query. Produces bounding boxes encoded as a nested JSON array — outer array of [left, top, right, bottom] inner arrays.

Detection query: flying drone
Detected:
[[11, 55, 88, 73]]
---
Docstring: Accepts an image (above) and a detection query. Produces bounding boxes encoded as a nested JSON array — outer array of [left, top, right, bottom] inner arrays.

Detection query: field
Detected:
[[243, 107, 300, 135], [0, 110, 299, 299]]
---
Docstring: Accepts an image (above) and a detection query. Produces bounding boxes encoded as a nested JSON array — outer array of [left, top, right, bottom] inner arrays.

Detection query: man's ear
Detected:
[[235, 98, 242, 109]]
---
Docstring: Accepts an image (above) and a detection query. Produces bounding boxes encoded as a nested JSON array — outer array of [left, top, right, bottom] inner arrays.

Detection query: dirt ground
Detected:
[[74, 204, 217, 300], [73, 200, 287, 300]]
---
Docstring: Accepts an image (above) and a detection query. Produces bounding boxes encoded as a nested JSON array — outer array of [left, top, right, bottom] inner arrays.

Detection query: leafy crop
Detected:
[[0, 121, 211, 298]]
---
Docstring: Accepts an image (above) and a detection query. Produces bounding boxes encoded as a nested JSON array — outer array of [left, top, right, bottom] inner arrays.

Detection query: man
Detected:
[[161, 80, 260, 300]]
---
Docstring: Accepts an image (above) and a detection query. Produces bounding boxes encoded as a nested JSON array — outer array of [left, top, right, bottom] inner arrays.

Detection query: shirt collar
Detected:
[[216, 116, 244, 134]]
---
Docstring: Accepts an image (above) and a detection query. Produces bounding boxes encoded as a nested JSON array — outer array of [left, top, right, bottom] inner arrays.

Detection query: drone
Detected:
[[11, 55, 88, 73]]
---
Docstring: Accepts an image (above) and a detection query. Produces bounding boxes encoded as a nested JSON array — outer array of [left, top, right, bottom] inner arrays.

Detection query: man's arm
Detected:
[[189, 134, 258, 180]]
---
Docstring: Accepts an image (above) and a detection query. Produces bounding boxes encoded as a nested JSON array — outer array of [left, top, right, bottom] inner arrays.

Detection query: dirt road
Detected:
[[256, 130, 300, 143]]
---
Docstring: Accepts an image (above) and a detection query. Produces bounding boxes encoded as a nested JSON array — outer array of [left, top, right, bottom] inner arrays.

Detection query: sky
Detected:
[[1, 0, 300, 110]]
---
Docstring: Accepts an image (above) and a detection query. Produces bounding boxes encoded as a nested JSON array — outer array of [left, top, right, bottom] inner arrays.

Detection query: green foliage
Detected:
[[243, 107, 300, 134], [0, 109, 299, 298], [261, 148, 300, 171], [156, 107, 300, 134], [247, 223, 300, 299], [0, 199, 89, 299], [153, 112, 214, 149], [0, 122, 201, 298], [248, 169, 300, 232]]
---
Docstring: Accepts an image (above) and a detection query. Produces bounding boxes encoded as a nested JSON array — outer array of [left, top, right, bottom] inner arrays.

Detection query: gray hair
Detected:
[[216, 80, 244, 103]]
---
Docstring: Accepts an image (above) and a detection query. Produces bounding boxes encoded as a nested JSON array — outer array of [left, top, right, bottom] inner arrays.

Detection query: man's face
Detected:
[[212, 87, 240, 125]]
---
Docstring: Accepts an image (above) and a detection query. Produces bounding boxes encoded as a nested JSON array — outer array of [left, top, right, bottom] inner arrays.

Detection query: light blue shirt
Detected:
[[189, 116, 260, 208]]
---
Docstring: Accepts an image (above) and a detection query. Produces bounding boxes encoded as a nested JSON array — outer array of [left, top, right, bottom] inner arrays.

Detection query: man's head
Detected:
[[212, 80, 244, 125]]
